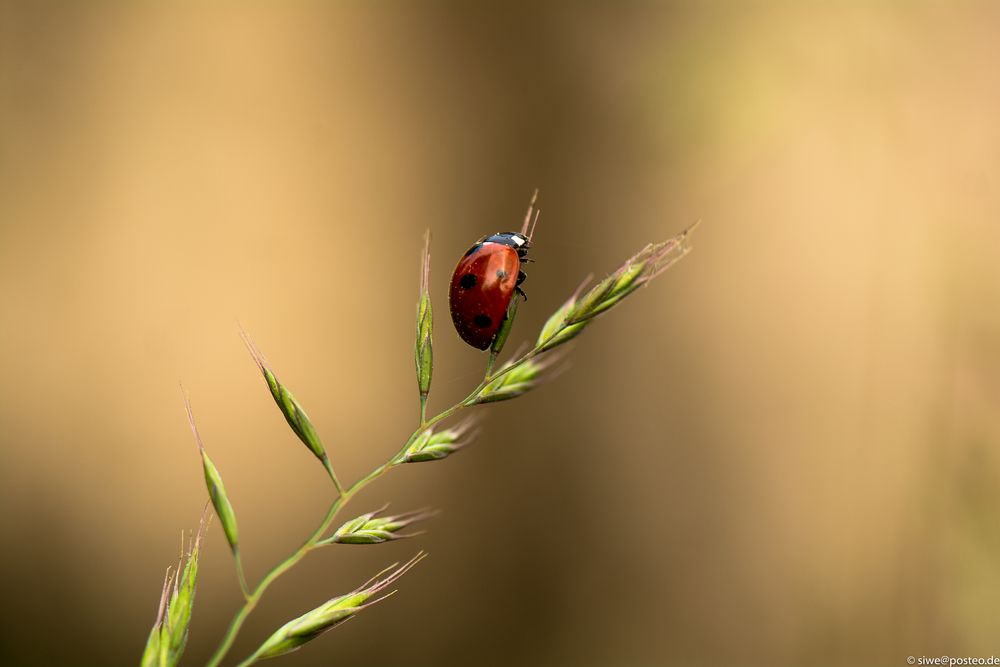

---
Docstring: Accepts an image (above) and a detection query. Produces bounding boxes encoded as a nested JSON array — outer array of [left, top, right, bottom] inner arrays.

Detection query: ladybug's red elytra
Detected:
[[448, 231, 530, 350]]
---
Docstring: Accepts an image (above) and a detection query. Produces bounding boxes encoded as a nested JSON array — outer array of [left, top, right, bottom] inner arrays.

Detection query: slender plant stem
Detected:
[[204, 492, 347, 667], [485, 351, 498, 378], [322, 459, 343, 496], [233, 551, 251, 599], [204, 351, 533, 667]]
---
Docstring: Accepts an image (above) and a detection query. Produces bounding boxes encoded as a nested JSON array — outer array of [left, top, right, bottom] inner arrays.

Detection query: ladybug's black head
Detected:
[[481, 231, 530, 258]]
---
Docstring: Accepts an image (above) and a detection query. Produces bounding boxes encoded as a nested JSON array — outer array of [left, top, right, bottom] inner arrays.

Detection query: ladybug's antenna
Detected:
[[520, 188, 540, 241]]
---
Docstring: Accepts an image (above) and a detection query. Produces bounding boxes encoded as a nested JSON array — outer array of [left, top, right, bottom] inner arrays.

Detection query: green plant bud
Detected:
[[265, 369, 330, 470], [475, 358, 545, 403], [415, 230, 433, 400], [535, 277, 597, 352], [538, 321, 588, 352], [399, 420, 474, 463], [141, 511, 207, 667], [536, 295, 575, 348], [321, 506, 436, 545], [241, 329, 341, 489], [165, 527, 201, 658], [416, 295, 433, 397], [610, 257, 646, 296], [559, 225, 698, 329], [242, 554, 426, 663], [489, 295, 519, 357], [186, 400, 240, 555], [568, 273, 617, 322], [202, 452, 239, 555]]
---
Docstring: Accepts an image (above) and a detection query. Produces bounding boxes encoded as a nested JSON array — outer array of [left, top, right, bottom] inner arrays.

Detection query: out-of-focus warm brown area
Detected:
[[2, 2, 1000, 665]]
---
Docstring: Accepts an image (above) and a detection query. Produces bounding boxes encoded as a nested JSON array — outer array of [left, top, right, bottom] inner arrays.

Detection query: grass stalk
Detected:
[[321, 458, 344, 497], [204, 359, 499, 667], [233, 551, 251, 600], [182, 220, 696, 667]]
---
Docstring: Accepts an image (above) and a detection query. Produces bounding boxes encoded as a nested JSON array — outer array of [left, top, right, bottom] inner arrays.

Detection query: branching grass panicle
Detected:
[[141, 194, 697, 666]]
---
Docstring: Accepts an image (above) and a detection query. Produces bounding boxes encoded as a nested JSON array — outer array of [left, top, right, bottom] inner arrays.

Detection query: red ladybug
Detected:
[[449, 232, 530, 350]]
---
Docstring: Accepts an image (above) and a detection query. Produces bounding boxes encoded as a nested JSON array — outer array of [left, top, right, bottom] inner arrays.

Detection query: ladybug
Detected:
[[449, 231, 531, 350]]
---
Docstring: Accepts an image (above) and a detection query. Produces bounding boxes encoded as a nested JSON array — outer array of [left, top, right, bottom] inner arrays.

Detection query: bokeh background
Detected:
[[2, 2, 999, 666]]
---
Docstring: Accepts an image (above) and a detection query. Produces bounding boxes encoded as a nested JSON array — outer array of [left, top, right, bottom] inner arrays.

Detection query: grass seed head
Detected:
[[536, 224, 698, 353], [240, 328, 340, 487], [186, 398, 240, 556], [474, 351, 565, 404], [322, 506, 437, 545], [490, 294, 520, 358], [415, 230, 434, 401], [243, 553, 426, 662], [536, 288, 581, 350], [399, 419, 476, 463], [140, 511, 207, 667]]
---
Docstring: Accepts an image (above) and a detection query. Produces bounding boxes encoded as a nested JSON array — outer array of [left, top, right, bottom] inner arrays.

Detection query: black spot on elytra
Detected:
[[473, 314, 492, 328], [459, 274, 477, 289], [496, 269, 507, 280]]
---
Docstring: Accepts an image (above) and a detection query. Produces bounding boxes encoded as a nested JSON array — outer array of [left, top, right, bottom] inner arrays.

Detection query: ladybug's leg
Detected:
[[516, 286, 528, 301], [515, 271, 528, 301]]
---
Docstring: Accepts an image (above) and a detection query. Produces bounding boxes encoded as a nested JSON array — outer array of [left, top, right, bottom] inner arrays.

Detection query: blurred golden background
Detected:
[[2, 2, 1000, 665]]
